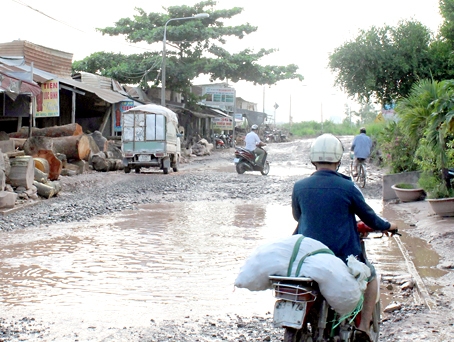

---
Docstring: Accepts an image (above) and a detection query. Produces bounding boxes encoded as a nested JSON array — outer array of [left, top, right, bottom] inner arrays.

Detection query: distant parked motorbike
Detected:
[[225, 134, 235, 147], [213, 134, 226, 149], [233, 146, 270, 175]]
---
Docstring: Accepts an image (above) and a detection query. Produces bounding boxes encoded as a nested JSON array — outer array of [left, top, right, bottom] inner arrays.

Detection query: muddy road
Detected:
[[1, 137, 453, 341]]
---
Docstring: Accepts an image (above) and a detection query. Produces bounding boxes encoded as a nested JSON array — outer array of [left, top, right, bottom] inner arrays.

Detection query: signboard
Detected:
[[202, 86, 236, 112], [36, 79, 59, 117], [212, 116, 233, 130], [114, 101, 134, 132]]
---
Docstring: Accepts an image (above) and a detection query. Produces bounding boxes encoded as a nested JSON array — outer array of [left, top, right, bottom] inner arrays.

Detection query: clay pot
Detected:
[[427, 197, 454, 217], [391, 184, 425, 202]]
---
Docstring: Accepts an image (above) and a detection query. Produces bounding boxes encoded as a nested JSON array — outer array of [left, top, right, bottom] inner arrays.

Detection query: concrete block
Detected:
[[382, 171, 421, 201]]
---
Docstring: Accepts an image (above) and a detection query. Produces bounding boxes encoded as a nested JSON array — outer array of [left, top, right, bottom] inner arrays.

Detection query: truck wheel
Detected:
[[172, 160, 179, 172], [124, 167, 131, 174], [135, 167, 141, 174]]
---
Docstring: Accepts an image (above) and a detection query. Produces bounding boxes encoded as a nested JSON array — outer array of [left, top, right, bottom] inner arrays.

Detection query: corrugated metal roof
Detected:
[[0, 40, 73, 77], [72, 72, 112, 90], [58, 77, 132, 104], [0, 58, 136, 104]]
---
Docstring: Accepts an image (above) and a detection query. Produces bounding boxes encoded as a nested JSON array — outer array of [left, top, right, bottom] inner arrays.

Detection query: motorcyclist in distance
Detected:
[[245, 124, 266, 167], [291, 133, 398, 342]]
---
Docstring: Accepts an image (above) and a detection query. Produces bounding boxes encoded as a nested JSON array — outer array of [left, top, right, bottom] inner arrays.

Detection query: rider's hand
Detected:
[[383, 222, 398, 236]]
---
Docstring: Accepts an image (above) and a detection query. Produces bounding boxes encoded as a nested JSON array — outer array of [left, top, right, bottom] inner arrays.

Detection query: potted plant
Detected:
[[391, 183, 425, 202], [395, 79, 454, 216]]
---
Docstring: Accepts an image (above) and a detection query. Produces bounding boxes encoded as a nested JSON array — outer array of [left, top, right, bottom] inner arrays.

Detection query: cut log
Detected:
[[0, 169, 5, 190], [55, 153, 67, 168], [34, 180, 61, 199], [1, 153, 10, 177], [6, 151, 25, 158], [0, 191, 17, 209], [36, 150, 62, 181], [8, 123, 83, 139], [89, 131, 108, 152], [24, 137, 53, 156], [51, 134, 91, 161], [8, 156, 35, 189], [0, 131, 10, 141], [68, 160, 89, 174], [33, 181, 55, 199], [11, 138, 26, 150], [0, 140, 15, 153], [0, 150, 5, 171], [33, 157, 50, 174], [34, 167, 48, 183]]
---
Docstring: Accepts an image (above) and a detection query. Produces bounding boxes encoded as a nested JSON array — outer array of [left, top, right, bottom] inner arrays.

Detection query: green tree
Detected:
[[328, 20, 434, 106], [72, 1, 303, 105]]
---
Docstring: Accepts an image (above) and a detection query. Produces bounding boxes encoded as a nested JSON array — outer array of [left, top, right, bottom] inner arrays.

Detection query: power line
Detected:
[[10, 0, 156, 54]]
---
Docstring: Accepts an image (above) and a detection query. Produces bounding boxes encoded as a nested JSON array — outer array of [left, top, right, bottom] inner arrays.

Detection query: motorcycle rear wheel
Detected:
[[235, 161, 248, 174], [261, 161, 270, 175], [284, 328, 303, 342]]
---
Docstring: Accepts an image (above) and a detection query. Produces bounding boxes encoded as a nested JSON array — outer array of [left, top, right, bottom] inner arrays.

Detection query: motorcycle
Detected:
[[269, 223, 400, 342], [213, 134, 226, 149], [234, 146, 270, 175]]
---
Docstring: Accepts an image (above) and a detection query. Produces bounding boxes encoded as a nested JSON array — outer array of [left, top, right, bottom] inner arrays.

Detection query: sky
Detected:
[[3, 0, 444, 124]]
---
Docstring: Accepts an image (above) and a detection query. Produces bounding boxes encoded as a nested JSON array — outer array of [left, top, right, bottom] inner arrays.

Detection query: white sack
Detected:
[[234, 234, 327, 291], [235, 234, 370, 316], [347, 255, 371, 293], [292, 253, 365, 316]]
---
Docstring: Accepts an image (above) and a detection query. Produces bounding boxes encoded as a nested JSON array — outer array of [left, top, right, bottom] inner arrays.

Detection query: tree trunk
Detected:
[[8, 156, 35, 189], [0, 140, 15, 153], [51, 134, 91, 161], [34, 181, 57, 199], [11, 138, 26, 150], [8, 123, 83, 138], [89, 131, 107, 152], [24, 137, 53, 156], [0, 191, 17, 209], [33, 157, 50, 174], [36, 150, 62, 181], [34, 167, 48, 183]]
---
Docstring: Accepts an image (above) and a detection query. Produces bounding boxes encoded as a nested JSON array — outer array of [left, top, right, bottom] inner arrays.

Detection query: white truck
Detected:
[[121, 104, 181, 174]]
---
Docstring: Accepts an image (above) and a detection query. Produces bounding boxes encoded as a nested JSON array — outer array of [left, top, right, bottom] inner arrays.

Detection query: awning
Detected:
[[57, 77, 133, 104], [0, 71, 41, 99]]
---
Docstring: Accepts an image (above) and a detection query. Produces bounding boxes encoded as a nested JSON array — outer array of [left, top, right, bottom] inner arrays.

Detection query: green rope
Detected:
[[294, 248, 334, 277], [332, 294, 365, 329], [287, 235, 305, 276]]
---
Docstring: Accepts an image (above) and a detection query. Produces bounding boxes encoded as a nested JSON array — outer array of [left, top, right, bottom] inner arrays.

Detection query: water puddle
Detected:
[[0, 199, 446, 338]]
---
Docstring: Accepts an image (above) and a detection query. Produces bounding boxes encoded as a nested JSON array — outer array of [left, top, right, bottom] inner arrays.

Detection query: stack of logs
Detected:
[[0, 123, 124, 209]]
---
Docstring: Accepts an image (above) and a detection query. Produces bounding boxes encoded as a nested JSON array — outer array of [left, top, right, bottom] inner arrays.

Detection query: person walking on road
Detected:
[[245, 124, 266, 166], [351, 127, 372, 177]]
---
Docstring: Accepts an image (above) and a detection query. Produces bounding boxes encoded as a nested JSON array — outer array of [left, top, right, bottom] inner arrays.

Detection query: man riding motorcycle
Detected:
[[245, 124, 266, 167], [291, 133, 398, 342]]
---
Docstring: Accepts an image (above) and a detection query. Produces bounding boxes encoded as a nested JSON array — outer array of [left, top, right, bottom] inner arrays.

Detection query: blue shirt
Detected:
[[351, 133, 372, 159], [291, 169, 390, 263]]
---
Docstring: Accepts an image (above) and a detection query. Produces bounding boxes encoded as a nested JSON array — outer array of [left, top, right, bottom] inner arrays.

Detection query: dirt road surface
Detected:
[[0, 136, 453, 341]]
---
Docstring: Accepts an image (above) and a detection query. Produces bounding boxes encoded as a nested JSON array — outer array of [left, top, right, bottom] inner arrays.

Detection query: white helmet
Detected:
[[310, 134, 344, 163], [251, 124, 258, 130]]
